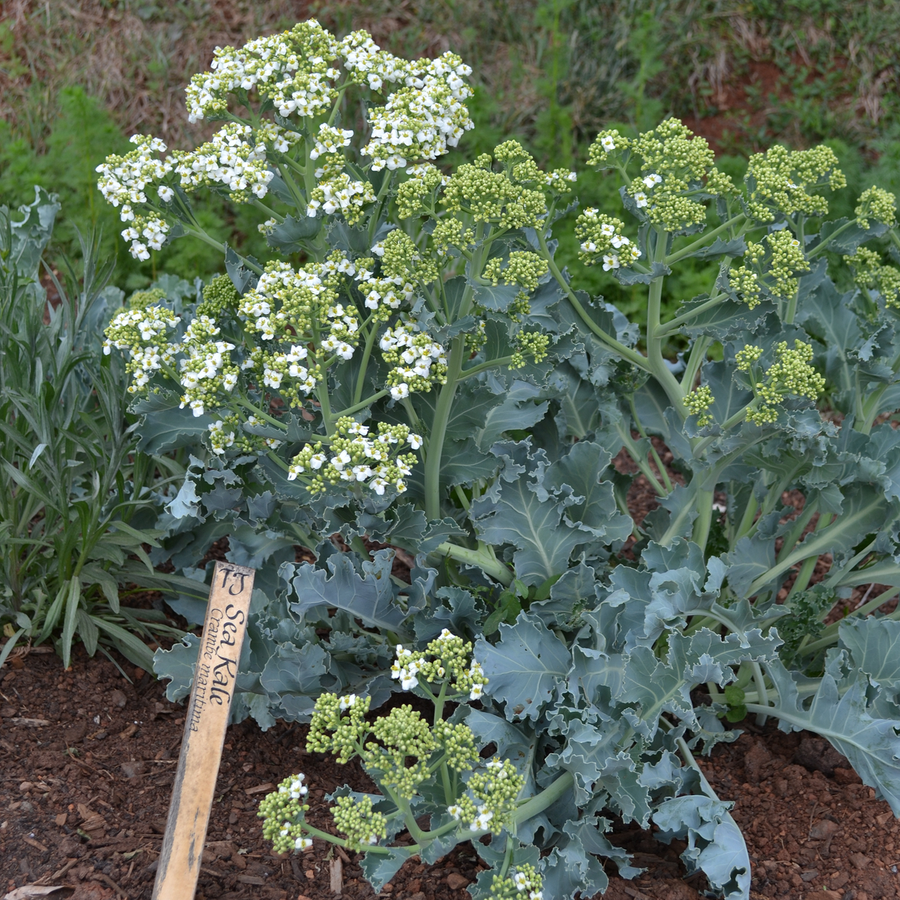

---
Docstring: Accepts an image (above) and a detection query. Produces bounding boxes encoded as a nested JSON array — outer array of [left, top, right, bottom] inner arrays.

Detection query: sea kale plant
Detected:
[[98, 20, 900, 900]]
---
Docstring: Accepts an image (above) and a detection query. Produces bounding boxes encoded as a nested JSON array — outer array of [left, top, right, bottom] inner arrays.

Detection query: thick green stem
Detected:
[[776, 499, 819, 566], [353, 322, 381, 406], [335, 389, 389, 420], [646, 228, 685, 412], [424, 337, 465, 520], [435, 541, 514, 586], [510, 772, 573, 827], [807, 218, 862, 260]]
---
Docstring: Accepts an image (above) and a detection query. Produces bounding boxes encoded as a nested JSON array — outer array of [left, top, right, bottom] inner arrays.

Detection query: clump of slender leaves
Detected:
[[89, 20, 900, 899], [0, 189, 204, 672]]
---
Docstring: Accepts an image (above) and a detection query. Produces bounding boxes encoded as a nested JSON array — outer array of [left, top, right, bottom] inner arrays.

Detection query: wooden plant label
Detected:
[[152, 561, 255, 900]]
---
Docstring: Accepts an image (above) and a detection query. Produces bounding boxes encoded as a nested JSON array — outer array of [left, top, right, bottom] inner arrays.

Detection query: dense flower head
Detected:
[[379, 320, 448, 398], [511, 331, 551, 369], [332, 794, 388, 850], [482, 251, 548, 294], [855, 186, 897, 229], [95, 135, 172, 223], [729, 230, 810, 307], [624, 118, 734, 231], [177, 315, 239, 417], [377, 228, 439, 284], [185, 21, 341, 122], [846, 247, 900, 308], [575, 209, 641, 270], [171, 122, 274, 202], [449, 757, 525, 834], [441, 143, 548, 229], [745, 144, 846, 223], [307, 692, 372, 762], [287, 419, 422, 496], [103, 305, 180, 394], [395, 163, 447, 218], [307, 172, 377, 224], [258, 773, 312, 855], [391, 629, 489, 700], [238, 256, 354, 356], [587, 128, 629, 169], [738, 340, 825, 425], [363, 52, 475, 171], [364, 705, 437, 798], [198, 274, 241, 318]]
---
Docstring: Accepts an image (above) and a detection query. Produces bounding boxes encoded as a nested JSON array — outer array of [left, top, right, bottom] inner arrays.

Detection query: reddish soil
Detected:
[[2, 645, 899, 900]]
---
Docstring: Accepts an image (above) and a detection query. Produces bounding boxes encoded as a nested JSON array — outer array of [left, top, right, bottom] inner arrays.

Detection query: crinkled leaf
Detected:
[[287, 551, 409, 632], [358, 845, 416, 892], [153, 634, 201, 702], [653, 794, 750, 900], [266, 214, 321, 254], [475, 613, 570, 720], [840, 618, 900, 689]]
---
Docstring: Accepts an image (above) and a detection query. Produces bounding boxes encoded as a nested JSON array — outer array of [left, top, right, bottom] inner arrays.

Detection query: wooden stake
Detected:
[[152, 561, 255, 900]]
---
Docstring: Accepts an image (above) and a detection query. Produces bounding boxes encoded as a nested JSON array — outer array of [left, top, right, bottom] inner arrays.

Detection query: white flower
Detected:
[[158, 184, 174, 202], [294, 837, 313, 851], [633, 191, 648, 208], [600, 135, 616, 152], [339, 694, 358, 710]]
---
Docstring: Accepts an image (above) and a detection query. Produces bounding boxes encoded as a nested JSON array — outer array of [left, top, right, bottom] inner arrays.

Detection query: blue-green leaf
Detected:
[[476, 613, 570, 720]]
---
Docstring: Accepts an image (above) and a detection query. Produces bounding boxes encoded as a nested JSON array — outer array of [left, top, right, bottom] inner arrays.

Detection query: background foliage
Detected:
[[2, 0, 899, 302]]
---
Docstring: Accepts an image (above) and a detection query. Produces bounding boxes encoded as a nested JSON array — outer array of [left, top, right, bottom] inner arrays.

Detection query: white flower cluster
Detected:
[[379, 321, 448, 399], [185, 21, 341, 122], [390, 631, 487, 700], [238, 258, 354, 352], [287, 419, 421, 496], [354, 260, 415, 320], [172, 122, 274, 202], [513, 868, 543, 900], [575, 207, 642, 271], [306, 172, 376, 223], [103, 305, 180, 393], [309, 123, 354, 160], [363, 53, 475, 171], [278, 773, 309, 801], [338, 30, 407, 92], [178, 316, 239, 417], [95, 135, 174, 259]]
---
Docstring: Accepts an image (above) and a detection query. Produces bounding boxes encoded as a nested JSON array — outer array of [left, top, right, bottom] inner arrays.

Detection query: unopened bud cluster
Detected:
[[846, 247, 900, 308], [745, 144, 846, 223], [588, 119, 734, 232], [730, 230, 809, 307], [258, 774, 312, 854], [684, 384, 714, 427], [448, 757, 524, 833], [484, 864, 544, 900], [738, 340, 825, 424]]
